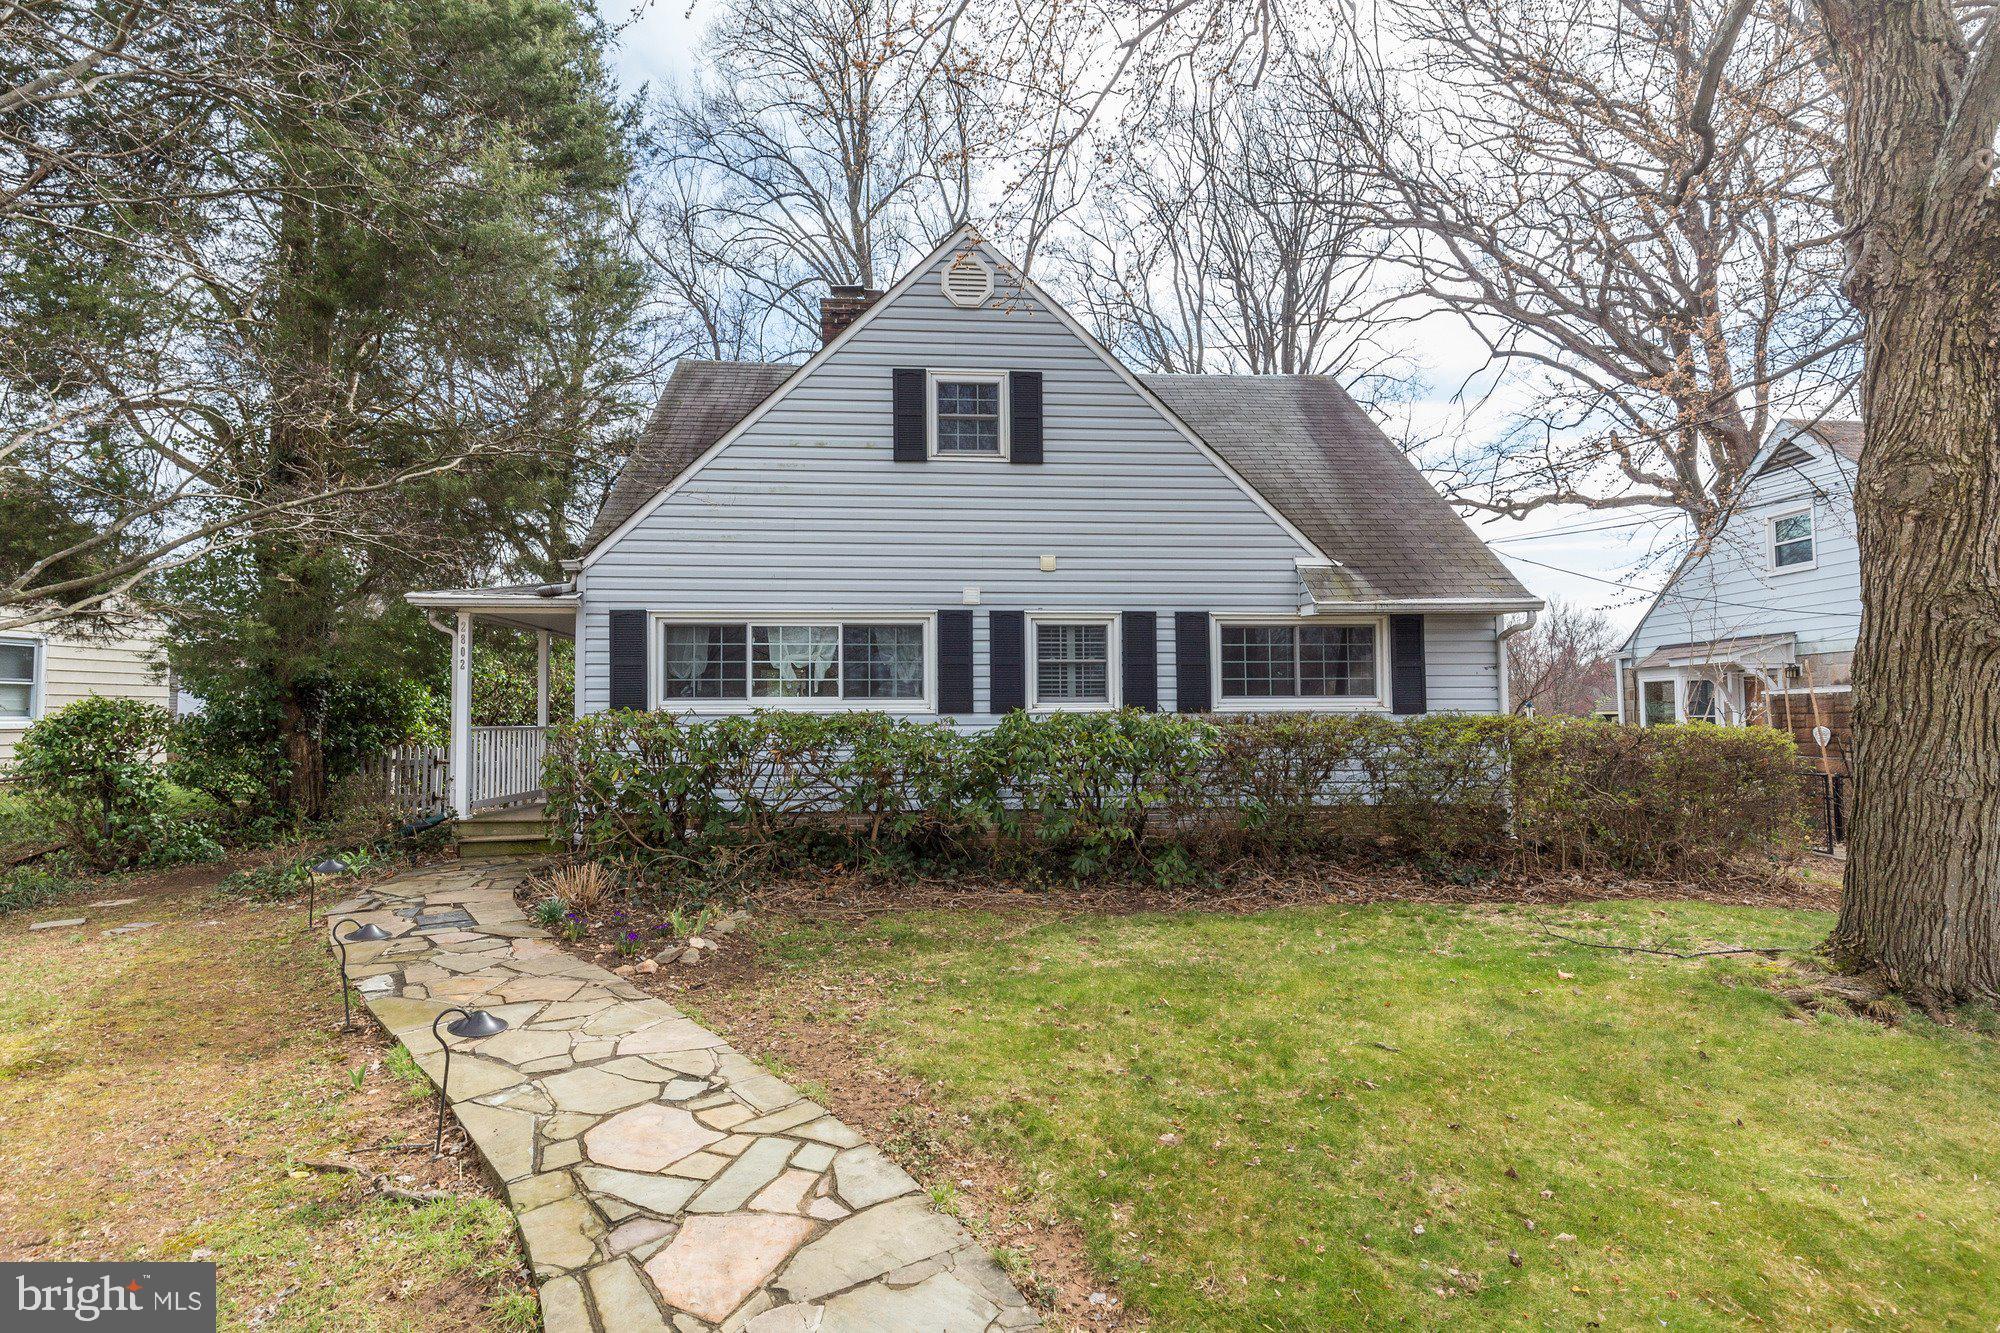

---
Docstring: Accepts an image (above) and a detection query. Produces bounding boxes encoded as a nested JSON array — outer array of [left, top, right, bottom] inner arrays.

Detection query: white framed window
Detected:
[[653, 613, 933, 712], [927, 371, 1008, 458], [1637, 670, 1738, 726], [1028, 613, 1119, 711], [1770, 508, 1816, 571], [1212, 616, 1386, 710], [0, 637, 41, 724]]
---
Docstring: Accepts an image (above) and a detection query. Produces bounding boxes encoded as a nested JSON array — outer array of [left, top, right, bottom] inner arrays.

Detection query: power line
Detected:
[[1498, 550, 1864, 619]]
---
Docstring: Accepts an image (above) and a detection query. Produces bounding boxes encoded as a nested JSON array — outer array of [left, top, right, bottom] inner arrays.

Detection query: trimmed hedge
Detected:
[[543, 709, 1803, 881]]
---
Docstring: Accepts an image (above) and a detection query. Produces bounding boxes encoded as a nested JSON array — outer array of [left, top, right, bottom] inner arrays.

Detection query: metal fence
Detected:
[[1799, 768, 1851, 853]]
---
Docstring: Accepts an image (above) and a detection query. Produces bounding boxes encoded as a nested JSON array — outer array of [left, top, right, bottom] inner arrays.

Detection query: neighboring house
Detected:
[[1615, 419, 1861, 772], [409, 227, 1540, 816], [0, 621, 178, 764]]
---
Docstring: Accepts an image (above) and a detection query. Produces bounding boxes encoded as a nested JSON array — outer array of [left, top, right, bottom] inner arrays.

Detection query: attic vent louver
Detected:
[[940, 251, 994, 308]]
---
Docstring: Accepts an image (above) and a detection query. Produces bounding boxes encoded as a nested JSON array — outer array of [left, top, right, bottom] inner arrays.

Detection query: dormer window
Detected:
[[929, 372, 1008, 458]]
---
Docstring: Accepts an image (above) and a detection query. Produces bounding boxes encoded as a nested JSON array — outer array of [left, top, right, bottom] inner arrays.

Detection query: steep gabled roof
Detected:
[[584, 360, 1529, 604], [584, 360, 797, 553], [1791, 418, 1861, 462], [1140, 374, 1529, 602]]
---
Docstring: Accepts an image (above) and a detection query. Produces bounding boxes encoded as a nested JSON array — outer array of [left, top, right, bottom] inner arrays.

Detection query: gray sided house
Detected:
[[1616, 419, 1862, 772], [410, 228, 1539, 817]]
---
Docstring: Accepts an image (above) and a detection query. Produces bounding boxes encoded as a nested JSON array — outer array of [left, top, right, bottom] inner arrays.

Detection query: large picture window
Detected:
[[657, 618, 928, 709], [1218, 622, 1379, 703], [0, 640, 37, 721]]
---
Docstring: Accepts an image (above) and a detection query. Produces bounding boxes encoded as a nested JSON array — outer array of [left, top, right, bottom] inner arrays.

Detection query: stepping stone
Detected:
[[586, 1258, 672, 1331], [617, 1021, 728, 1056], [832, 1147, 920, 1211], [539, 1275, 590, 1333], [540, 1067, 658, 1115], [103, 921, 157, 935], [517, 1195, 599, 1275], [749, 1168, 820, 1215], [585, 1104, 724, 1173], [477, 1027, 572, 1066], [644, 1213, 814, 1324], [688, 1136, 796, 1213], [817, 1268, 1001, 1333], [577, 1166, 702, 1216], [792, 1143, 836, 1173], [455, 1101, 538, 1182], [28, 919, 85, 931], [606, 1217, 675, 1255], [84, 898, 138, 907], [775, 1197, 969, 1304]]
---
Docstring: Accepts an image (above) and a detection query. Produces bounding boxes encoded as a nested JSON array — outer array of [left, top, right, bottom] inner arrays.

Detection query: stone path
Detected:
[[328, 860, 1039, 1333]]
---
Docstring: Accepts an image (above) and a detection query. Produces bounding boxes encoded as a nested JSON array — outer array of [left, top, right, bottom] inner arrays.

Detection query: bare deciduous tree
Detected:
[[1505, 600, 1619, 717], [1056, 76, 1404, 390], [1315, 0, 1855, 534]]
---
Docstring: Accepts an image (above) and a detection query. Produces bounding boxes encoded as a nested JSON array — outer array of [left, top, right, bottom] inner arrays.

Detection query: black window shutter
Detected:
[[608, 610, 648, 710], [1174, 612, 1211, 713], [937, 609, 974, 714], [1389, 614, 1428, 715], [892, 368, 926, 462], [1010, 371, 1043, 464], [1122, 611, 1157, 711], [989, 610, 1026, 714]]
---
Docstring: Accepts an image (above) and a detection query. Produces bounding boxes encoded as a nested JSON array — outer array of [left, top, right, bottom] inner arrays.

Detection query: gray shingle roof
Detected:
[[1141, 374, 1529, 601], [584, 360, 1529, 604], [583, 360, 797, 551]]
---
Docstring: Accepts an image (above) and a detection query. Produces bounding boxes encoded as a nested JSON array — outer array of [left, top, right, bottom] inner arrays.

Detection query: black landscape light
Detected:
[[307, 856, 348, 925], [431, 1007, 510, 1154], [331, 918, 393, 1030]]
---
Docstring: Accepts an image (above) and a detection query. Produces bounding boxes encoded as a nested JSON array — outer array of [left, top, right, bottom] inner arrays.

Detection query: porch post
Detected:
[[535, 629, 550, 729], [449, 611, 472, 819]]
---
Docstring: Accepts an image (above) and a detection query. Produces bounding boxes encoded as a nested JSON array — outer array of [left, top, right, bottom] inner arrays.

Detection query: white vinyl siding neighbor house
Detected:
[[1616, 420, 1862, 770], [410, 228, 1539, 815], [0, 624, 176, 764]]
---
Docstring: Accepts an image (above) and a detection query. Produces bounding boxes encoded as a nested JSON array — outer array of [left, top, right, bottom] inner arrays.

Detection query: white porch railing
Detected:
[[469, 724, 549, 810]]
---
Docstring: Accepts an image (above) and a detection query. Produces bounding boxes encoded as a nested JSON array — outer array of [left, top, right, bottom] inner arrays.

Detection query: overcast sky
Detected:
[[597, 0, 1675, 634]]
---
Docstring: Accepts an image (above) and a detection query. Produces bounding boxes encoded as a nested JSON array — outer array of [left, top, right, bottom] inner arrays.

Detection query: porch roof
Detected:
[[406, 583, 578, 636], [1635, 633, 1797, 672]]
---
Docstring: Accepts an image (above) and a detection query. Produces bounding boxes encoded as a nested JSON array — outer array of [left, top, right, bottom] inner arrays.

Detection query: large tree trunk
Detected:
[[1817, 0, 2000, 1004]]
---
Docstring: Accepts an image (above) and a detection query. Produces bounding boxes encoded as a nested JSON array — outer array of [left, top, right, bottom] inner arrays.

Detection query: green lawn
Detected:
[[0, 868, 533, 1330], [704, 899, 2000, 1330]]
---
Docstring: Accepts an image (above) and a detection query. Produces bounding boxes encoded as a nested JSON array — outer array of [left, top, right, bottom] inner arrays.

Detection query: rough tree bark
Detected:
[[1816, 0, 2000, 1003]]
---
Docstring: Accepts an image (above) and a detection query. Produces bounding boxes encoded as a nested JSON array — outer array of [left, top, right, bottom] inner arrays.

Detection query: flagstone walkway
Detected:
[[328, 860, 1039, 1333]]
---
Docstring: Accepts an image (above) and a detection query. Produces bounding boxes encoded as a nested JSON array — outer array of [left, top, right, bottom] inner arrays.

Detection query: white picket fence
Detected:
[[468, 725, 548, 810], [358, 725, 548, 815]]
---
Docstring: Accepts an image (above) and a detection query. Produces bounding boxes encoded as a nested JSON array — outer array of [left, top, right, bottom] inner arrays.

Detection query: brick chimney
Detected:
[[819, 283, 882, 345]]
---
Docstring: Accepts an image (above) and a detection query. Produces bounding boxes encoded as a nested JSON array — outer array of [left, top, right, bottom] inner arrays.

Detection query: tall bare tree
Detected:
[[1057, 77, 1402, 388], [1314, 0, 1854, 534], [1505, 600, 1618, 717], [639, 0, 996, 350], [1806, 0, 2000, 1004]]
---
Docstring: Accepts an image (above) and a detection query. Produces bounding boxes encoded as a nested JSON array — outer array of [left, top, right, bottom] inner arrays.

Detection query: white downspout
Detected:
[[1495, 610, 1538, 715]]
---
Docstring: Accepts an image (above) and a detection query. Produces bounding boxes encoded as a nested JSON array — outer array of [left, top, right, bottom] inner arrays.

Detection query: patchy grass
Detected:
[[0, 868, 533, 1331], [692, 898, 2000, 1330]]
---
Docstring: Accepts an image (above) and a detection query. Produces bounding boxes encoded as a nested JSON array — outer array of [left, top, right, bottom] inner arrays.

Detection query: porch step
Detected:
[[455, 803, 558, 859]]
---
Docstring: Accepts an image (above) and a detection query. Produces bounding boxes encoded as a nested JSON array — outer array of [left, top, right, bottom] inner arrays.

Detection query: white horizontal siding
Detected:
[[1427, 615, 1503, 713], [1629, 436, 1862, 661], [580, 237, 1504, 719], [0, 627, 171, 763]]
